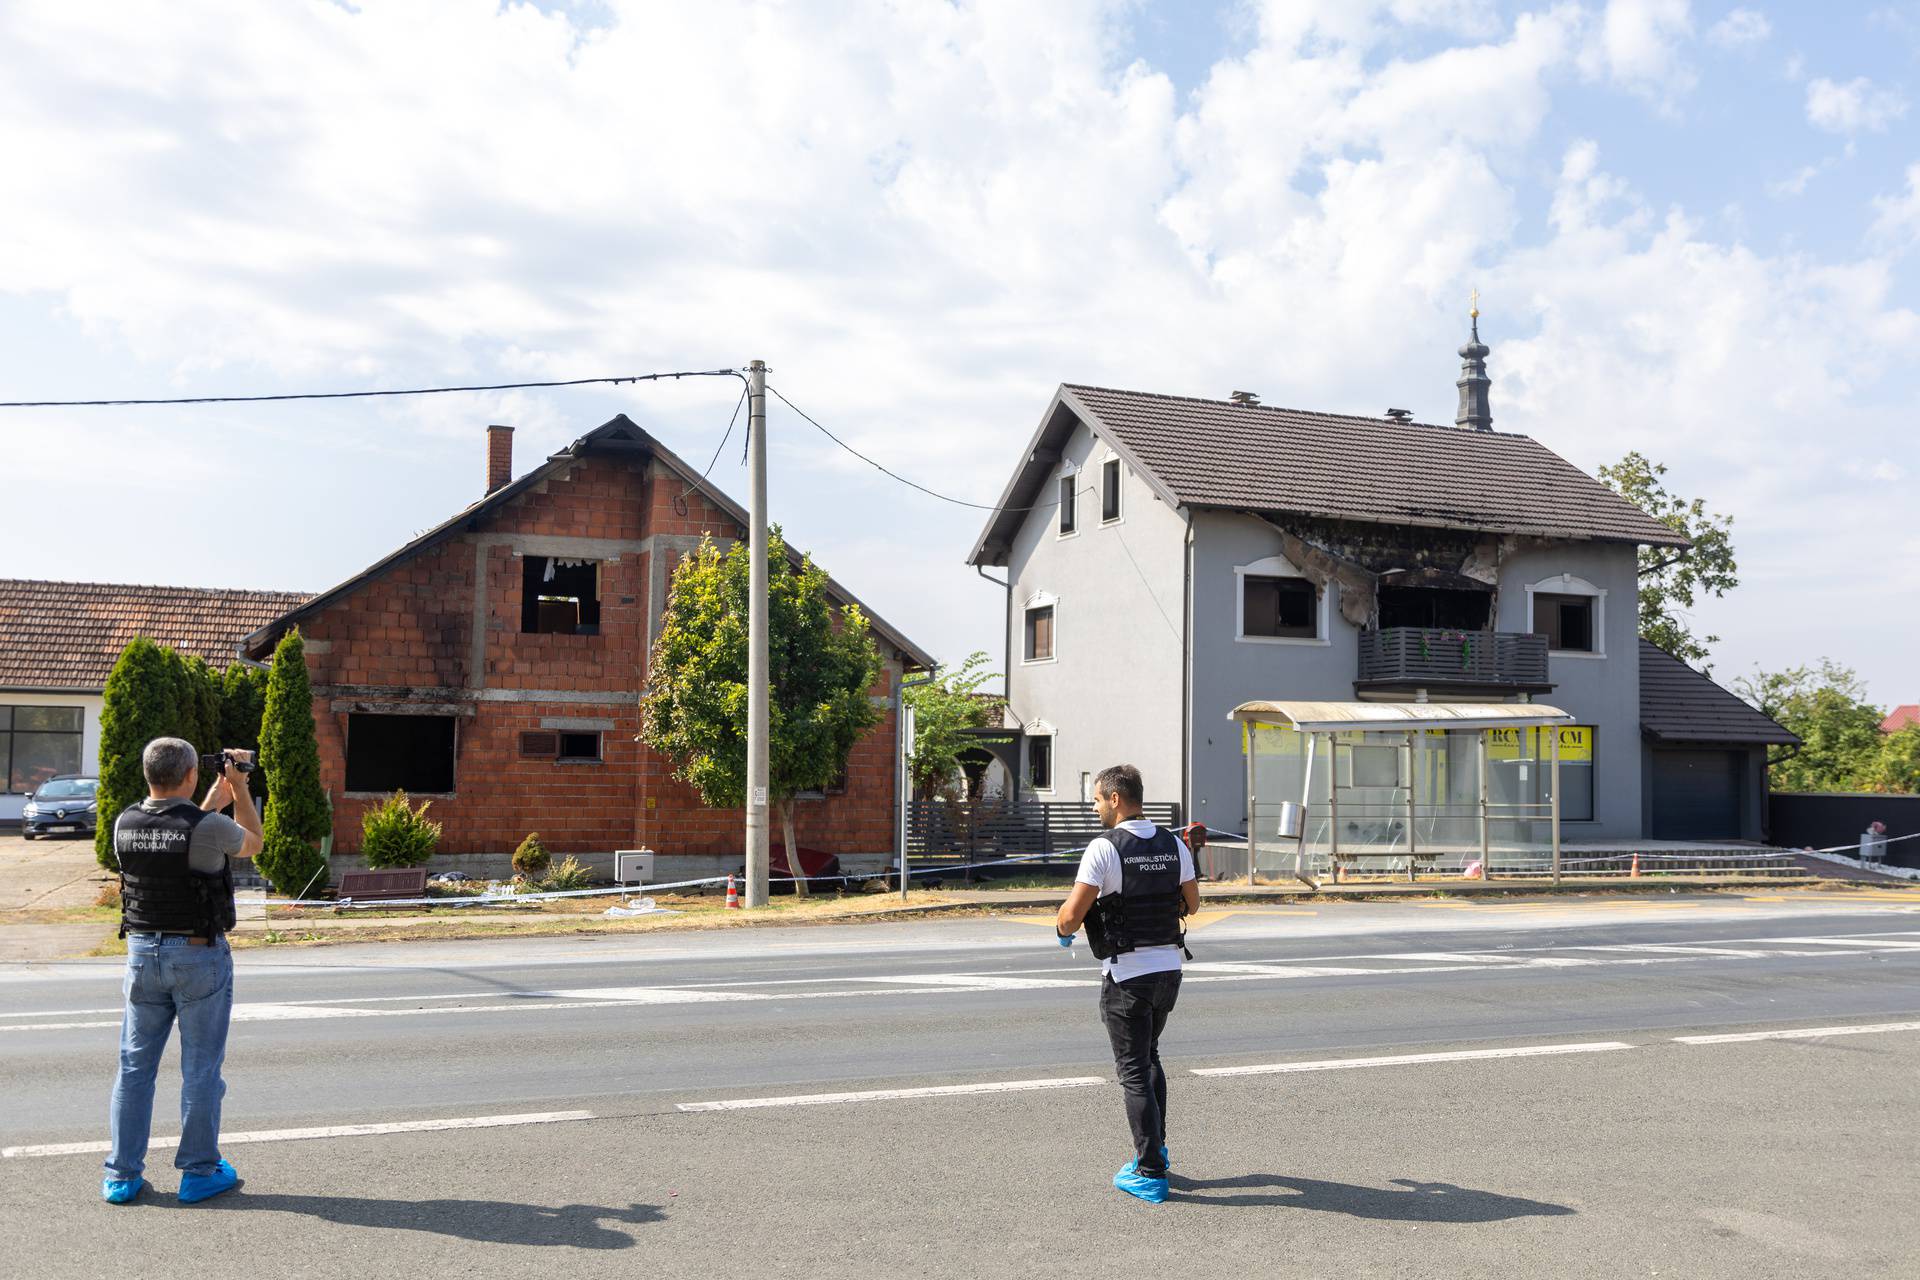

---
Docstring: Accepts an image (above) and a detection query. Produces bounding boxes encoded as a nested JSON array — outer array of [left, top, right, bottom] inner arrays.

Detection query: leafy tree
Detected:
[[178, 655, 223, 793], [94, 638, 186, 870], [904, 651, 1002, 799], [1865, 725, 1920, 795], [256, 629, 331, 896], [1736, 660, 1887, 792], [643, 529, 882, 899], [218, 662, 271, 802], [1597, 452, 1738, 669]]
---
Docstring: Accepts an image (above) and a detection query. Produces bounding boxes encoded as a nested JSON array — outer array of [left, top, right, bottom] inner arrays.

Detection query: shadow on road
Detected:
[[1170, 1174, 1573, 1222], [201, 1192, 666, 1247]]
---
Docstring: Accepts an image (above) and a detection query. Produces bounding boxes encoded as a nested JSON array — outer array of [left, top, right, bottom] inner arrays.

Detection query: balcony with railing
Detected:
[[1356, 627, 1551, 693]]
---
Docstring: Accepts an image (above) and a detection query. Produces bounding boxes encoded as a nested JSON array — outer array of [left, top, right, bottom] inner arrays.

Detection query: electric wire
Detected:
[[0, 368, 746, 409], [766, 383, 1078, 515]]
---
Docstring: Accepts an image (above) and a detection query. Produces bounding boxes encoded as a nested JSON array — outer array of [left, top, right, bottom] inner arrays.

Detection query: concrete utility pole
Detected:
[[745, 359, 771, 908]]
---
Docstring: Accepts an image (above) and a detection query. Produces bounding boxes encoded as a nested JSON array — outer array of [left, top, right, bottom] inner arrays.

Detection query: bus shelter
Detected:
[[1228, 701, 1577, 887]]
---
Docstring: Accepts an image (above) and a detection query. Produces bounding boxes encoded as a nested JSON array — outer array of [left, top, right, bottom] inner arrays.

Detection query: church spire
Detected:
[[1455, 288, 1492, 432]]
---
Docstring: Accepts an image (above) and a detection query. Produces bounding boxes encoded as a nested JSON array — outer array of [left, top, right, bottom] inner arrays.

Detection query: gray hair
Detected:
[[142, 737, 199, 790]]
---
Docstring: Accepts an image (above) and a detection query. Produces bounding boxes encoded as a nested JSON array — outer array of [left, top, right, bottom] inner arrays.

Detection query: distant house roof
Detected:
[[0, 579, 312, 693], [1638, 640, 1799, 747], [240, 414, 938, 671], [1884, 705, 1920, 734], [969, 384, 1690, 565]]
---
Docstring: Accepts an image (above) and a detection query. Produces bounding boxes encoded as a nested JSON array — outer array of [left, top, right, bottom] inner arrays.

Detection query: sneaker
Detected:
[[1113, 1165, 1169, 1203], [177, 1159, 239, 1204], [100, 1176, 146, 1205]]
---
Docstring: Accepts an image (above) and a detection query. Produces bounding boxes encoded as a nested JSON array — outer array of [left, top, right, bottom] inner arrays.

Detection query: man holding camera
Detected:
[[1055, 764, 1198, 1204], [101, 738, 262, 1206]]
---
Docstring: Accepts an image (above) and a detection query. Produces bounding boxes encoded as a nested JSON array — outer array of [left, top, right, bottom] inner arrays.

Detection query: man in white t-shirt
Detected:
[[1055, 764, 1199, 1204]]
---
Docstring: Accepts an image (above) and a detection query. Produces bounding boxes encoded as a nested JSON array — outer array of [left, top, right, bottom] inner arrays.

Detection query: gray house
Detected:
[[966, 327, 1794, 844]]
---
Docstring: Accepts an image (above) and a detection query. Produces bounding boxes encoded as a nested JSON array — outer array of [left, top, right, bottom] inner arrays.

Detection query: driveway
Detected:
[[0, 831, 115, 960]]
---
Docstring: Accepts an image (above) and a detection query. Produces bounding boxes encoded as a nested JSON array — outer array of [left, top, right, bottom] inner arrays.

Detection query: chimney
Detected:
[[1455, 295, 1493, 432], [1229, 390, 1261, 407], [486, 424, 514, 494]]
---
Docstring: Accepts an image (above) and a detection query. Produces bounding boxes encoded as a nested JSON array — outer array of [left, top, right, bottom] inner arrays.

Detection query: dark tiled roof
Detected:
[[1069, 385, 1688, 544], [0, 579, 312, 692], [968, 384, 1689, 564], [1639, 640, 1799, 746]]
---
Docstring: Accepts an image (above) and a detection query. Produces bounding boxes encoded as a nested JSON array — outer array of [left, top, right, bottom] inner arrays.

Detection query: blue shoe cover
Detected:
[[1120, 1145, 1172, 1177], [178, 1159, 238, 1204], [101, 1176, 146, 1205], [1114, 1165, 1169, 1203]]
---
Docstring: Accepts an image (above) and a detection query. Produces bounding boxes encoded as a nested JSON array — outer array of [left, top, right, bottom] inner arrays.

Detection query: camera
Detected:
[[201, 749, 256, 775]]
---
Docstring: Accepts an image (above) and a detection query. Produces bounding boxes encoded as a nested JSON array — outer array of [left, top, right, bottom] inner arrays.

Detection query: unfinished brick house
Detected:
[[238, 416, 936, 878]]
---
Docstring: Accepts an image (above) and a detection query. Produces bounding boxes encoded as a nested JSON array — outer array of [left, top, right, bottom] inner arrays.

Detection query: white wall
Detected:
[[0, 691, 104, 820]]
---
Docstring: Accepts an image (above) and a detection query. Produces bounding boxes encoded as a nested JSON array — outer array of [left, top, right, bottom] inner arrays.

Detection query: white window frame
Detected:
[[1524, 573, 1607, 659], [1099, 455, 1124, 525], [1025, 720, 1056, 794], [1055, 466, 1080, 540], [1022, 590, 1059, 665], [1234, 555, 1331, 646]]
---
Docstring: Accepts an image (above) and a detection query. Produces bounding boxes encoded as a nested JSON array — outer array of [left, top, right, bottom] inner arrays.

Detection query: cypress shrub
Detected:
[[256, 629, 331, 896], [219, 663, 270, 803], [511, 833, 551, 880], [361, 791, 441, 869], [95, 638, 184, 870]]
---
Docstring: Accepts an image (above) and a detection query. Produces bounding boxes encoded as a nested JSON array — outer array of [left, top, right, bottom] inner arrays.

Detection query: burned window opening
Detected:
[[1376, 586, 1492, 631], [1243, 576, 1317, 639], [346, 714, 456, 794], [521, 556, 601, 635], [1534, 593, 1595, 652]]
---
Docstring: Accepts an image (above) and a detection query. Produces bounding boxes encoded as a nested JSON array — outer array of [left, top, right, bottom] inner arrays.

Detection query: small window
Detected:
[[522, 556, 601, 635], [1057, 475, 1076, 535], [1028, 735, 1053, 791], [346, 714, 456, 793], [1243, 576, 1317, 639], [2, 704, 85, 793], [1101, 458, 1121, 522], [1535, 593, 1594, 652], [1024, 604, 1055, 662], [519, 731, 559, 759], [557, 732, 602, 762]]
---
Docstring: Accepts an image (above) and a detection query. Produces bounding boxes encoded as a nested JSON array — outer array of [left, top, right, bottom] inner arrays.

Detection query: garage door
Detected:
[[1651, 749, 1743, 840]]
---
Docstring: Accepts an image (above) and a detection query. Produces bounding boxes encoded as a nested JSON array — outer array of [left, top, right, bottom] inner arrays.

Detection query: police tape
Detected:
[[263, 850, 1085, 910]]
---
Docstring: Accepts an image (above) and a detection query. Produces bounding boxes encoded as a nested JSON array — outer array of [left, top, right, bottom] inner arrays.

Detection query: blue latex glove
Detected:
[[1057, 931, 1074, 949]]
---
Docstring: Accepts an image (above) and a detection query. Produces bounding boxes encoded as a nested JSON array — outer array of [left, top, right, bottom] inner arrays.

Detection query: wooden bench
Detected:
[[334, 869, 429, 902]]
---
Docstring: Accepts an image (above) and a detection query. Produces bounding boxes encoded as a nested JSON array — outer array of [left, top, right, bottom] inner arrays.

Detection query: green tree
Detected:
[[642, 530, 882, 899], [1736, 660, 1886, 792], [177, 655, 223, 793], [256, 629, 332, 896], [94, 638, 186, 870], [219, 662, 271, 802], [904, 651, 1002, 799], [1597, 452, 1738, 669], [1863, 725, 1920, 795]]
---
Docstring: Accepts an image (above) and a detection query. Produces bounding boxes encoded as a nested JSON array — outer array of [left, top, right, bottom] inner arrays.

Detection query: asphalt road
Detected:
[[4, 890, 1918, 1277]]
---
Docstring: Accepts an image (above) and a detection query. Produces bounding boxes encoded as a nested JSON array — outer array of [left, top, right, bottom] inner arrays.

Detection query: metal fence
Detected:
[[906, 799, 1184, 873]]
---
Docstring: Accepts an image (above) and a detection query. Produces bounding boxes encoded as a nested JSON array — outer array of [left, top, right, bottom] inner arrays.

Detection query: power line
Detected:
[[766, 383, 1076, 515], [0, 368, 746, 409]]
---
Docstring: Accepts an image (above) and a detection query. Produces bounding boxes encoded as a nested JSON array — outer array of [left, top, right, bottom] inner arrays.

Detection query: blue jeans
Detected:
[[106, 934, 233, 1180]]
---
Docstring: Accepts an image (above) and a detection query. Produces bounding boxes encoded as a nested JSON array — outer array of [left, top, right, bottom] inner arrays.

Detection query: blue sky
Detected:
[[1, 0, 1915, 705]]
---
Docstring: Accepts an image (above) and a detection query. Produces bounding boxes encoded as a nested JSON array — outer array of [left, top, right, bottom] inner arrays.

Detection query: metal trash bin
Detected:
[[1860, 829, 1889, 865]]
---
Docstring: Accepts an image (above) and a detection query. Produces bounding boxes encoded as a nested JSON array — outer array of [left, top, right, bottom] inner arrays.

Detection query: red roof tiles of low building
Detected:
[[0, 579, 312, 692], [1884, 705, 1920, 734]]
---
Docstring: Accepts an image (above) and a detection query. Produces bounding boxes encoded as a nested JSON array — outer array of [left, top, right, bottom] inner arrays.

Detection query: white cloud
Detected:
[[1872, 163, 1920, 249], [1706, 8, 1771, 47], [1805, 75, 1909, 133], [1579, 0, 1697, 106]]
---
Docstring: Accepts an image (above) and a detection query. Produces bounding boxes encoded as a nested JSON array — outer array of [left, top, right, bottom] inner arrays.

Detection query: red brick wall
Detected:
[[295, 450, 908, 859]]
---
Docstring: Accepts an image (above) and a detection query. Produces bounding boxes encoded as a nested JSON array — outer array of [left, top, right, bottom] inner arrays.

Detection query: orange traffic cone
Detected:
[[1629, 853, 1641, 879], [725, 874, 741, 908]]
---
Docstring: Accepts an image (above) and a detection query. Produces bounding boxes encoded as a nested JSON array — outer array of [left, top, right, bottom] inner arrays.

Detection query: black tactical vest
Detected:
[[116, 803, 235, 941], [1085, 825, 1189, 961]]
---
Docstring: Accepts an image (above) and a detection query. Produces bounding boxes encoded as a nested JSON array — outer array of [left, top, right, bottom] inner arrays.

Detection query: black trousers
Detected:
[[1099, 969, 1182, 1177]]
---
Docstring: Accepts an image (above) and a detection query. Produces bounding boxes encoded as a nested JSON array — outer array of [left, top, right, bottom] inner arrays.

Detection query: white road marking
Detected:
[[1192, 1041, 1636, 1077], [859, 974, 1093, 989], [1768, 937, 1920, 950], [1, 1110, 593, 1159], [1673, 1021, 1920, 1044], [677, 1077, 1107, 1112]]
